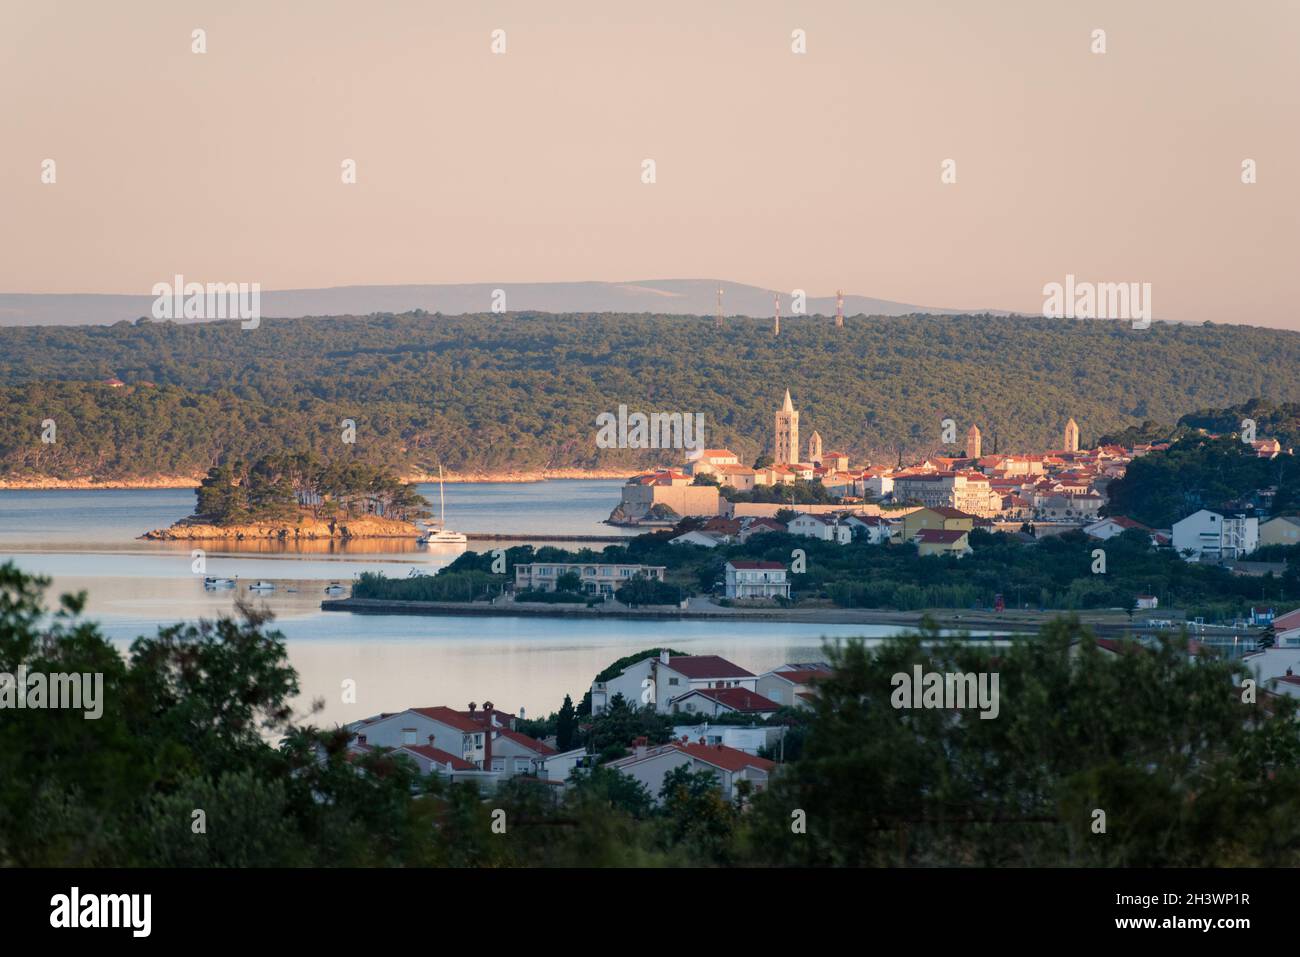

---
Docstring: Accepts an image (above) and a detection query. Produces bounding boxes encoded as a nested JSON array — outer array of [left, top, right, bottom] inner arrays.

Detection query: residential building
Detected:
[[724, 560, 791, 600], [514, 562, 665, 595], [893, 471, 1001, 517], [604, 738, 777, 803], [1084, 516, 1153, 541], [787, 512, 852, 544], [914, 528, 972, 558], [671, 724, 784, 755], [346, 702, 552, 777], [757, 664, 830, 710], [590, 651, 758, 715], [670, 687, 781, 718], [1260, 515, 1300, 548], [844, 514, 899, 544], [901, 506, 976, 542], [1171, 510, 1259, 561]]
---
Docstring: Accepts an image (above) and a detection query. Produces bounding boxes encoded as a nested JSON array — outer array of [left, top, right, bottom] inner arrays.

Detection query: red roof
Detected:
[[728, 560, 785, 570], [768, 668, 826, 685], [399, 745, 476, 771], [411, 706, 481, 732], [676, 687, 781, 712], [673, 741, 776, 774], [915, 529, 967, 544], [666, 655, 755, 679], [494, 727, 558, 756]]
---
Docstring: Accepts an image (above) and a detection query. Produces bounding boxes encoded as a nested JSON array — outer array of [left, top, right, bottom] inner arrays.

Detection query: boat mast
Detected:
[[439, 464, 446, 527]]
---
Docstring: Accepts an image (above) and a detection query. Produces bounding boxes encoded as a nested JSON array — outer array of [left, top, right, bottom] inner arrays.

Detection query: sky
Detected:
[[1, 0, 1297, 326]]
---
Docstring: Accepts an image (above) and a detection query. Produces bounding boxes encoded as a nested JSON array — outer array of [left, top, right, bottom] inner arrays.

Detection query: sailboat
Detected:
[[418, 465, 468, 544]]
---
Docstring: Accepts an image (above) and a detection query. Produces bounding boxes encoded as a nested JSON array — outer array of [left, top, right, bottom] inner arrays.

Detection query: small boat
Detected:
[[324, 582, 346, 596], [418, 465, 468, 545], [203, 577, 236, 589], [247, 581, 275, 592]]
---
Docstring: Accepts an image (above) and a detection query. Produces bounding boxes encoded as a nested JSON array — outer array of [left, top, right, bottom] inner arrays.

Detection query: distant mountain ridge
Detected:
[[0, 279, 1006, 327]]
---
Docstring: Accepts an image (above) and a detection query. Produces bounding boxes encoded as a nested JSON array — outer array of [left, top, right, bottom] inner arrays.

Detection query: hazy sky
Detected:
[[2, 0, 1297, 325]]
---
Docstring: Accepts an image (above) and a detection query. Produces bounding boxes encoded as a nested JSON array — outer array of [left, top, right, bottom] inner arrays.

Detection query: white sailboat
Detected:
[[419, 465, 468, 544]]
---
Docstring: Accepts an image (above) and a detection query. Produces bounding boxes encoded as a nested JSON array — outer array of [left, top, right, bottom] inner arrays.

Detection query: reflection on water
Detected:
[[2, 481, 907, 731]]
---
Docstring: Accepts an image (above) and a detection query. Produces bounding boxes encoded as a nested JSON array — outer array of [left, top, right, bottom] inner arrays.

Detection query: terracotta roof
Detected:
[[673, 741, 777, 774], [926, 506, 976, 519], [666, 655, 755, 679], [768, 668, 827, 685], [915, 529, 968, 544], [494, 727, 558, 756], [676, 687, 781, 712], [411, 706, 482, 732], [398, 745, 476, 770]]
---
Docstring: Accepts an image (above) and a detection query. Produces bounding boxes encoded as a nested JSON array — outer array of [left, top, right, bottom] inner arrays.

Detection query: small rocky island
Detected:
[[141, 454, 430, 541]]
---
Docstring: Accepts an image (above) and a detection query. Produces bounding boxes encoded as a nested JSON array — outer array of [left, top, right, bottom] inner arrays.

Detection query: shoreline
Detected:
[[0, 469, 635, 491], [319, 597, 1218, 637]]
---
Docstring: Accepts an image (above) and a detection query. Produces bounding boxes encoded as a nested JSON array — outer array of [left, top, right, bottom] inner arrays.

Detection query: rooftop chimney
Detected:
[[659, 649, 670, 665], [468, 701, 477, 713]]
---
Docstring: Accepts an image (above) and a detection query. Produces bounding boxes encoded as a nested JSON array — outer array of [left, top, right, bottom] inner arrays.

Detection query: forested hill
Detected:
[[1, 312, 1298, 482]]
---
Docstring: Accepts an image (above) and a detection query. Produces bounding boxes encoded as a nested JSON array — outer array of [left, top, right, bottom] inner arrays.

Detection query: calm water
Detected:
[[0, 483, 891, 723]]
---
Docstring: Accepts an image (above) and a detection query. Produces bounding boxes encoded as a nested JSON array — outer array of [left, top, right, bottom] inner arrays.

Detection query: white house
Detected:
[[670, 687, 781, 718], [672, 723, 784, 755], [346, 703, 552, 777], [669, 530, 724, 548], [757, 664, 831, 710], [1083, 516, 1152, 541], [787, 512, 852, 544], [1171, 510, 1259, 561], [845, 514, 899, 544], [590, 651, 758, 715], [724, 560, 791, 600], [604, 737, 777, 803]]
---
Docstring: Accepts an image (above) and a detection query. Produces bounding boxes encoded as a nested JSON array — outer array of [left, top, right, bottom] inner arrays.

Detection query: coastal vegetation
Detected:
[[1104, 433, 1300, 528], [6, 564, 1299, 867], [347, 523, 1296, 621], [4, 313, 1300, 481], [192, 454, 429, 525]]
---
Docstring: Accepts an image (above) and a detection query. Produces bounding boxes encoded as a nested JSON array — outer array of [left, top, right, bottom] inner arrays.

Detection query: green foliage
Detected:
[[1106, 434, 1295, 527], [746, 619, 1300, 866], [5, 313, 1300, 480], [194, 453, 429, 524], [352, 570, 502, 602], [614, 577, 681, 606]]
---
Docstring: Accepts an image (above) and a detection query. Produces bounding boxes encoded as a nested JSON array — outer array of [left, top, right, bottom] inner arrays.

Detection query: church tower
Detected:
[[966, 424, 982, 460], [1064, 417, 1080, 453], [808, 430, 823, 466], [775, 390, 799, 465]]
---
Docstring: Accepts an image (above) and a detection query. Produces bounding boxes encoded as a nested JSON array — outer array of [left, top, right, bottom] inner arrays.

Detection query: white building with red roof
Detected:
[[605, 737, 778, 803], [347, 701, 553, 777], [590, 650, 759, 716], [670, 686, 781, 718], [757, 663, 832, 710]]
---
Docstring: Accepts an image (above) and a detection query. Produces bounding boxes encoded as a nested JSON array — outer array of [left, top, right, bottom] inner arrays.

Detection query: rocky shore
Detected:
[[140, 515, 422, 541]]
